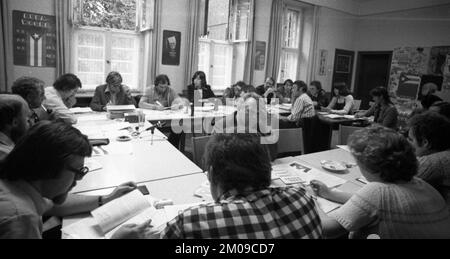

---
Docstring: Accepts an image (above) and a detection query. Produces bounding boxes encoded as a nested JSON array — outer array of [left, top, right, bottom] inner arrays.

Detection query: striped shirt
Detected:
[[288, 93, 315, 122], [161, 187, 322, 239]]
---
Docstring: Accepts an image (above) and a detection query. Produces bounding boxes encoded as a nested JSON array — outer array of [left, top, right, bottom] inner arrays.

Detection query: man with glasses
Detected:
[[0, 121, 136, 239], [90, 71, 136, 112]]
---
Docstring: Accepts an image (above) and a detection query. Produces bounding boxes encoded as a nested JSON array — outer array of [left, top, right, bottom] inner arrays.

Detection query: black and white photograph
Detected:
[[0, 0, 450, 246]]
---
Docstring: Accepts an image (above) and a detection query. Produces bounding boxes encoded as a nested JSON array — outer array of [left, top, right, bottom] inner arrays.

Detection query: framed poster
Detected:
[[318, 49, 328, 76], [255, 41, 266, 71], [397, 73, 421, 100], [335, 54, 351, 73], [162, 30, 181, 66], [13, 10, 57, 67]]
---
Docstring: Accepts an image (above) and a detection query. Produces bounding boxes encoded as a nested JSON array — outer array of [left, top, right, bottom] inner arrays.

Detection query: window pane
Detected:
[[230, 0, 251, 41], [198, 40, 210, 76], [284, 9, 300, 49], [210, 43, 233, 90], [80, 0, 137, 31], [207, 0, 230, 41], [75, 31, 105, 90], [278, 51, 298, 83], [111, 34, 140, 89]]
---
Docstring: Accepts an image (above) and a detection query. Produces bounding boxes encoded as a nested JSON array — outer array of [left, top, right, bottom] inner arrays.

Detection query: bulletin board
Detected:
[[13, 10, 57, 67]]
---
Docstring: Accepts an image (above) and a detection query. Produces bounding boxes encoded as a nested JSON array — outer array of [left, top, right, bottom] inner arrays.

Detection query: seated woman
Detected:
[[139, 74, 184, 110], [283, 79, 294, 103], [323, 82, 354, 115], [187, 71, 215, 103], [408, 112, 450, 207], [356, 86, 398, 129], [90, 72, 136, 112], [308, 81, 329, 109], [279, 81, 315, 129], [311, 125, 450, 239]]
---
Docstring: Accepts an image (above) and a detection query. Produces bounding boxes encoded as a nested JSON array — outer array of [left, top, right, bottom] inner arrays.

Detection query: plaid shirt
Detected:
[[161, 186, 322, 239]]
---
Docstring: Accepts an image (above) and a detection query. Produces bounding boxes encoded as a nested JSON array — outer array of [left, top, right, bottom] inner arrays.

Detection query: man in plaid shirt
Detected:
[[113, 134, 322, 239]]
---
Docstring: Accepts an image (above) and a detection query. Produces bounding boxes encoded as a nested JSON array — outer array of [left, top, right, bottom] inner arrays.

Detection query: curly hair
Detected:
[[12, 77, 45, 99], [154, 74, 171, 86], [203, 134, 272, 193], [348, 125, 418, 183], [53, 73, 82, 92], [106, 71, 123, 85], [408, 111, 450, 152]]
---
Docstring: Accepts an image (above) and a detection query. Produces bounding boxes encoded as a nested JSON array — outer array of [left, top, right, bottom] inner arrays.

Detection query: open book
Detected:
[[62, 190, 204, 239], [62, 190, 165, 239]]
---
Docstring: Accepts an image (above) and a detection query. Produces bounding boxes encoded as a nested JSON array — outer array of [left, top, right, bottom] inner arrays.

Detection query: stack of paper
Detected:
[[70, 107, 93, 114]]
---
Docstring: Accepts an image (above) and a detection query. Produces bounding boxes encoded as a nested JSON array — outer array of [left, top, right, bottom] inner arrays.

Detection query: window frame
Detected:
[[278, 5, 304, 83]]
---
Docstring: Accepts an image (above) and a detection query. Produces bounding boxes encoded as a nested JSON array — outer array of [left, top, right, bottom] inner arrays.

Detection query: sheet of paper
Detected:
[[70, 107, 93, 114], [336, 145, 351, 152], [303, 169, 347, 188], [97, 142, 133, 156], [61, 217, 104, 239], [316, 197, 341, 214], [107, 105, 136, 112], [325, 114, 345, 119], [91, 190, 152, 234], [84, 157, 102, 172]]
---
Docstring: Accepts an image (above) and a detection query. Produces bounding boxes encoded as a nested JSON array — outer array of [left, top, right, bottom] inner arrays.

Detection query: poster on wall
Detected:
[[13, 10, 57, 67], [388, 47, 430, 93], [162, 30, 181, 66], [318, 49, 328, 76], [396, 73, 422, 100], [254, 41, 266, 71], [335, 54, 351, 73]]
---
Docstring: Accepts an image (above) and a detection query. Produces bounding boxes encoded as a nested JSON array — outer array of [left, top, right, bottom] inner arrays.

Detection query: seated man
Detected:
[[90, 71, 136, 111], [11, 77, 55, 123], [139, 74, 184, 110], [0, 119, 136, 239], [43, 74, 82, 124], [113, 134, 322, 239], [279, 80, 315, 129]]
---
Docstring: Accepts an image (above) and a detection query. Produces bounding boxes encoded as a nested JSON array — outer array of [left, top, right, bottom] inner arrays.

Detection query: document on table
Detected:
[[271, 161, 346, 188], [336, 145, 351, 152], [325, 114, 346, 119], [316, 197, 341, 213], [70, 107, 93, 114]]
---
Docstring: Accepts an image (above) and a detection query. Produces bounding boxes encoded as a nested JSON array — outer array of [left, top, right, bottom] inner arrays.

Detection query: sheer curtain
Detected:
[[265, 0, 284, 81], [184, 0, 203, 90], [243, 0, 255, 84], [55, 0, 72, 76]]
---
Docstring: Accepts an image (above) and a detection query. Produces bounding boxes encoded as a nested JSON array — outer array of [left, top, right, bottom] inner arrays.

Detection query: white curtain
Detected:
[[55, 0, 72, 76], [307, 6, 320, 84], [184, 0, 203, 91], [243, 0, 256, 84], [266, 0, 284, 81], [150, 0, 162, 83]]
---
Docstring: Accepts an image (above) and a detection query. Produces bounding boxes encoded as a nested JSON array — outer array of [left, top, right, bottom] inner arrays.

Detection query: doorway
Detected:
[[332, 49, 355, 91], [354, 51, 392, 110]]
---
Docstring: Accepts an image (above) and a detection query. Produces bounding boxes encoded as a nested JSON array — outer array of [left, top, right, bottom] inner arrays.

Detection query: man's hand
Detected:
[[103, 182, 137, 204], [310, 180, 332, 200], [111, 219, 154, 239]]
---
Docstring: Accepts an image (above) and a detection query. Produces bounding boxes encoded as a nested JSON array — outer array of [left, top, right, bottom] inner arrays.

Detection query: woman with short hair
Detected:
[[311, 125, 450, 239], [324, 82, 354, 115]]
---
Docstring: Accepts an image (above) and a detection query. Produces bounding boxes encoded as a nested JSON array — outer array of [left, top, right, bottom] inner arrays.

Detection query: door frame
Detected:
[[354, 51, 393, 99]]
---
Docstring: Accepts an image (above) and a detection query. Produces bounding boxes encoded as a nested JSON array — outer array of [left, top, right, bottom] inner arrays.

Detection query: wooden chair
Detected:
[[276, 128, 304, 155], [191, 135, 212, 170], [338, 125, 363, 145]]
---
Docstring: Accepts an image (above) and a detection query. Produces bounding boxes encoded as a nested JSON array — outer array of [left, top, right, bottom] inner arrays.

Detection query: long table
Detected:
[[71, 112, 204, 193]]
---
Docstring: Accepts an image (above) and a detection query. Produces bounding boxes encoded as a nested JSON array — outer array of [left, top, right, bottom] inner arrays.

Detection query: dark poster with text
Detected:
[[13, 10, 57, 67], [162, 30, 181, 66]]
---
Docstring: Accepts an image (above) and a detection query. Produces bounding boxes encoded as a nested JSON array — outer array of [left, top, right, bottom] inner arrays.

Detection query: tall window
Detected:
[[71, 0, 153, 91], [278, 8, 302, 83], [198, 0, 253, 91]]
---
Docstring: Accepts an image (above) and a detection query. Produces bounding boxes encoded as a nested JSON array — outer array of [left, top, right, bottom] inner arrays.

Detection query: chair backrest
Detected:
[[192, 135, 213, 170], [276, 128, 304, 155], [352, 99, 362, 113], [338, 125, 362, 145]]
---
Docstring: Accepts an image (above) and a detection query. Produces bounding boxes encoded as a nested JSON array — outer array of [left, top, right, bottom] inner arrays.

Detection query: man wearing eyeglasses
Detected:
[[90, 71, 136, 112], [0, 121, 136, 239]]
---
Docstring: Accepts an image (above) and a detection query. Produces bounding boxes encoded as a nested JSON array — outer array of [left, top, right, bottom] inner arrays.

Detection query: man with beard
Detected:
[[0, 119, 137, 238]]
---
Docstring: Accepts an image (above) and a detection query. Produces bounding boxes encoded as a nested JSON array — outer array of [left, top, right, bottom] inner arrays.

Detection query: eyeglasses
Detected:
[[66, 166, 89, 180]]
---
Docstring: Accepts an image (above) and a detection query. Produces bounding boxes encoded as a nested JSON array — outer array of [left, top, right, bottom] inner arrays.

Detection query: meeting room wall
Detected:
[[157, 0, 189, 94], [313, 7, 357, 93], [3, 0, 56, 90], [252, 0, 272, 86]]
